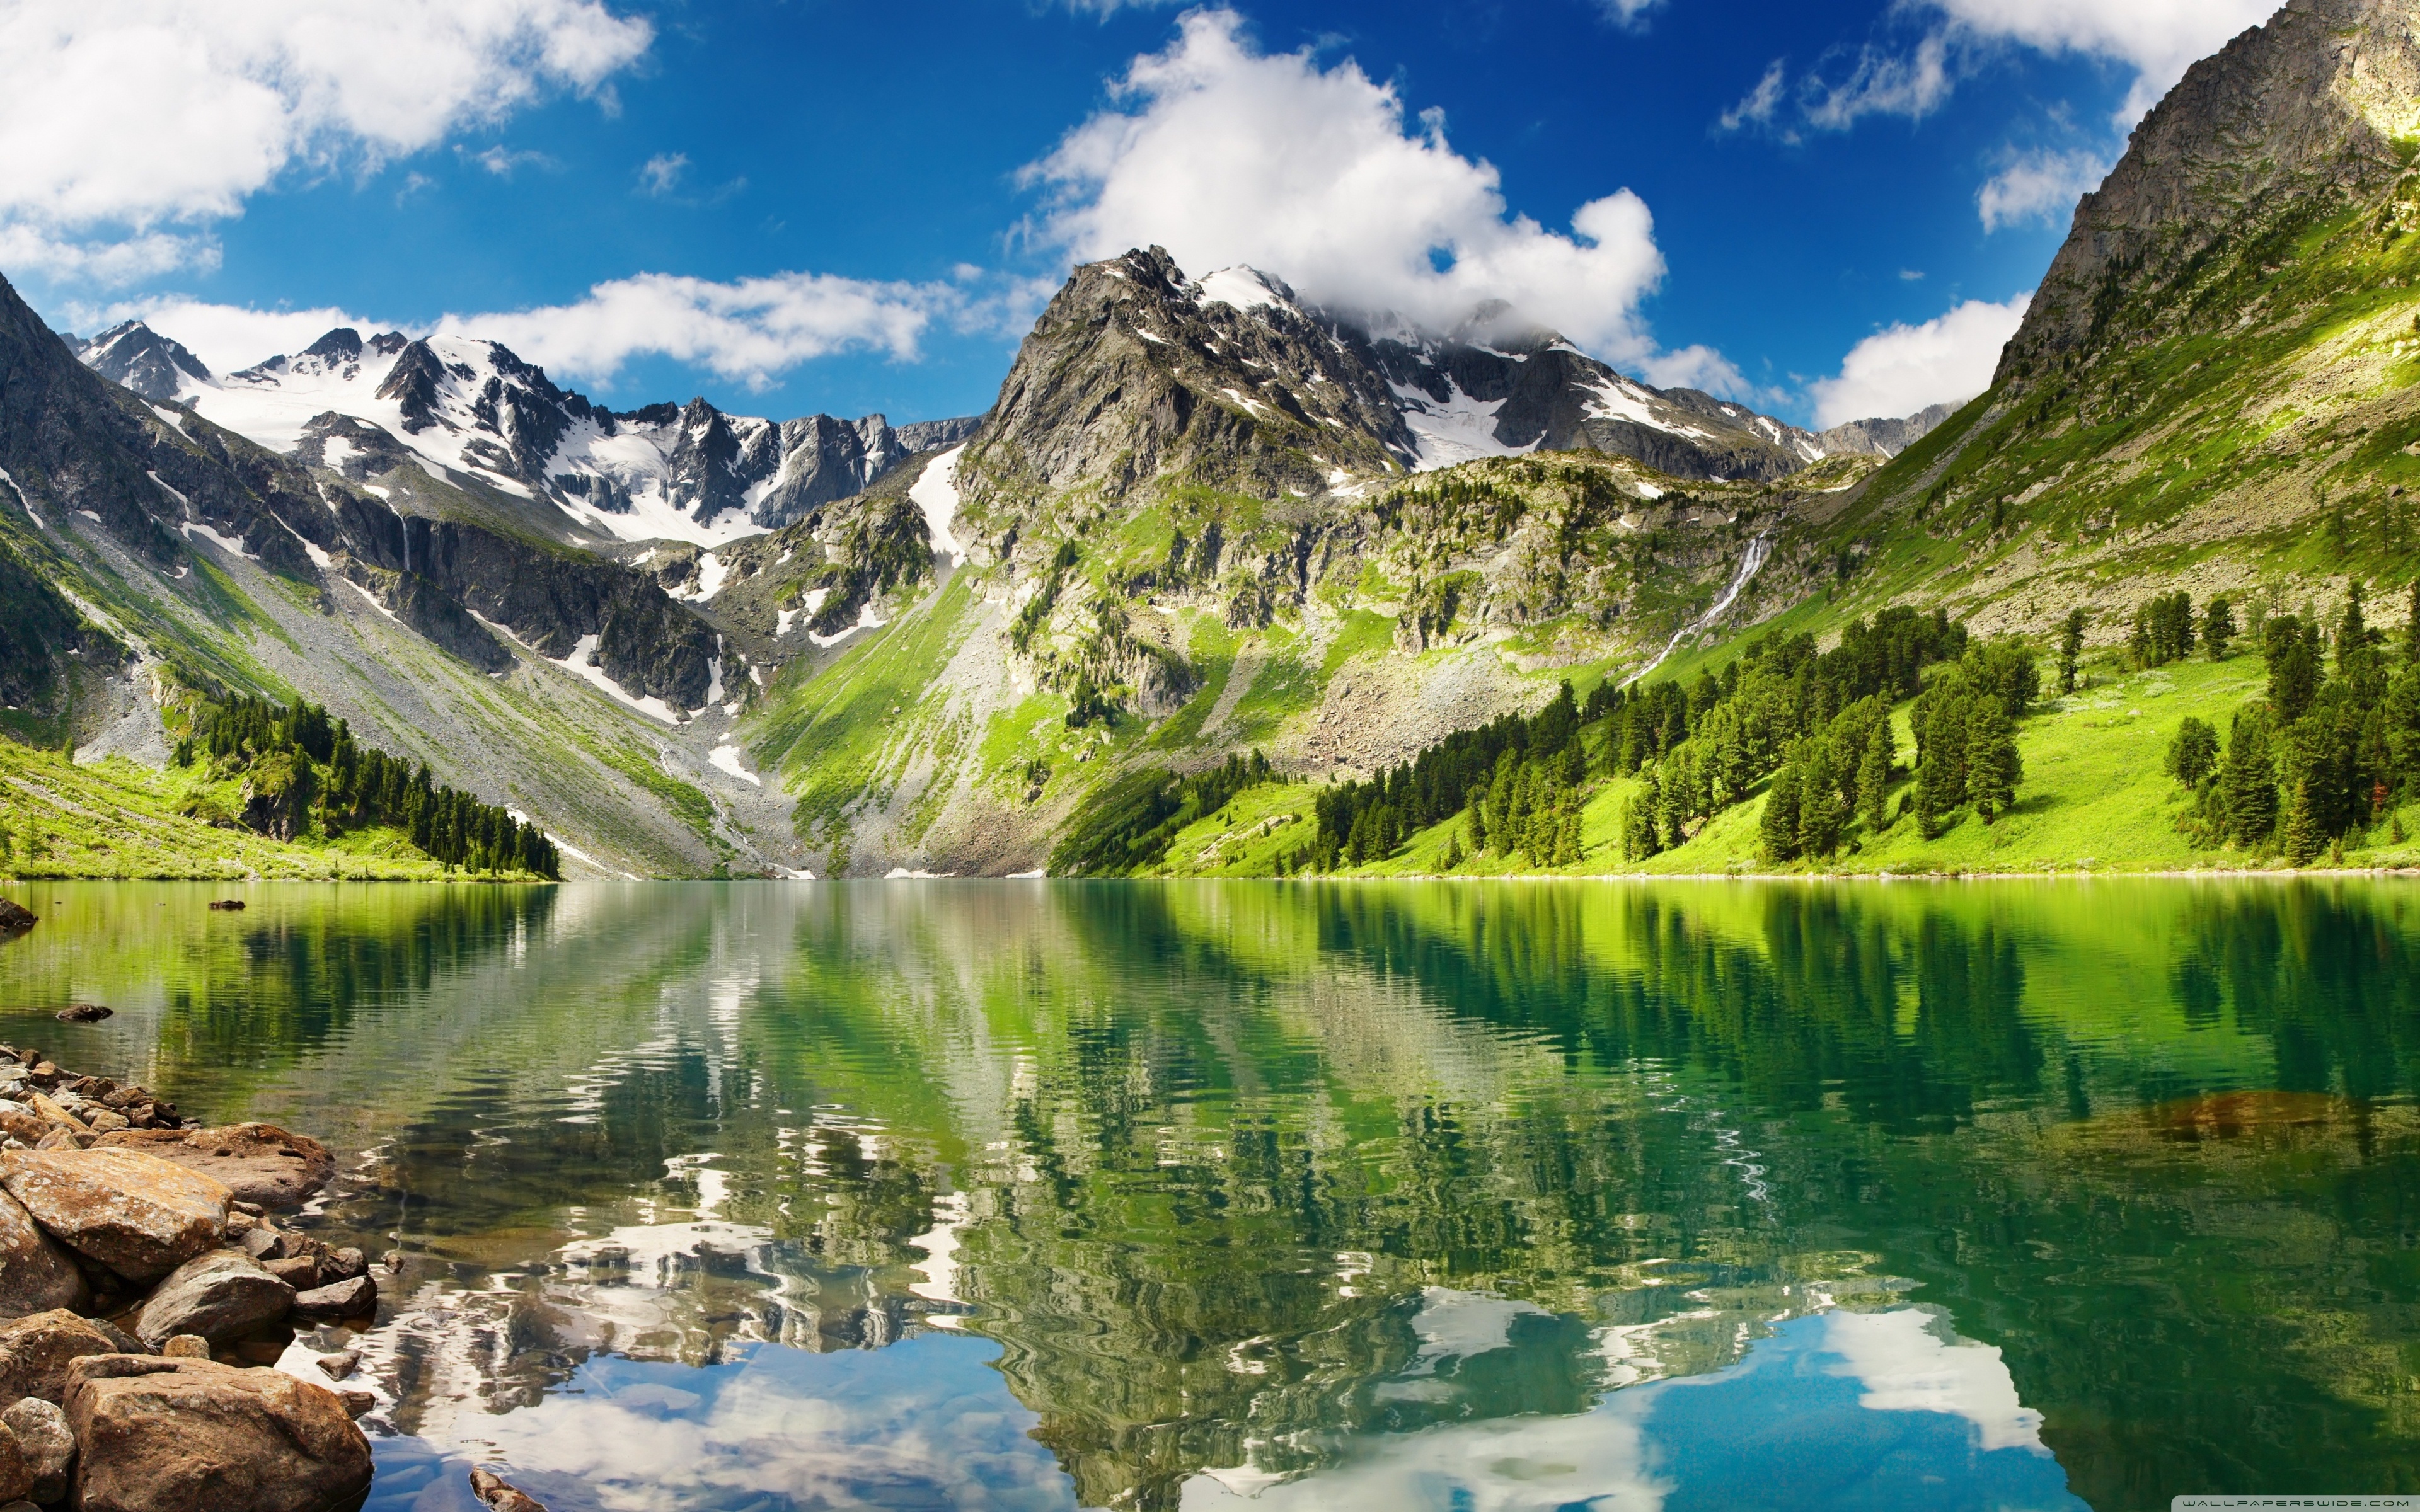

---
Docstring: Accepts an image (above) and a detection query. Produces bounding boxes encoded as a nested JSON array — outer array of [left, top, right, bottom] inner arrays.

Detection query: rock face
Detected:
[[95, 1126, 334, 1209], [74, 322, 211, 403], [0, 1312, 125, 1406], [1812, 403, 1957, 458], [0, 1191, 89, 1319], [0, 1150, 229, 1282], [64, 1354, 373, 1512], [1997, 0, 2420, 390], [3, 1396, 74, 1503], [134, 1252, 294, 1348]]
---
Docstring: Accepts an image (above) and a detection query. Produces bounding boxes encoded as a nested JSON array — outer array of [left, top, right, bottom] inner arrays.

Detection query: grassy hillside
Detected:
[[1134, 642, 2420, 879], [0, 742, 471, 881]]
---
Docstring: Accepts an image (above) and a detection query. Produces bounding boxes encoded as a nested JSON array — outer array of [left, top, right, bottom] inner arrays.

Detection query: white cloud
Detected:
[[1802, 32, 1957, 130], [1807, 293, 2030, 427], [1976, 147, 2108, 232], [1718, 61, 1787, 134], [639, 153, 689, 197], [63, 295, 388, 374], [1727, 0, 2269, 140], [1930, 0, 2274, 122], [463, 145, 560, 179], [1027, 9, 1693, 372], [1594, 0, 1665, 30], [0, 0, 651, 282], [436, 272, 952, 387]]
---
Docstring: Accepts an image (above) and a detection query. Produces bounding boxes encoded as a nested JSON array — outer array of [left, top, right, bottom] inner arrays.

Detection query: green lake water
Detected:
[[0, 877, 2414, 1511]]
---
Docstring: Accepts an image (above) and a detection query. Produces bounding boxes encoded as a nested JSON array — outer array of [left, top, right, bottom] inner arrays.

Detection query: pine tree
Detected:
[[2406, 578, 2420, 667], [2058, 609, 2088, 694], [2221, 707, 2280, 850], [2204, 597, 2237, 660], [1760, 762, 1803, 863], [2283, 779, 2322, 865], [1857, 718, 1894, 830], [1966, 702, 2022, 823], [1439, 831, 1463, 871], [2166, 717, 2220, 789]]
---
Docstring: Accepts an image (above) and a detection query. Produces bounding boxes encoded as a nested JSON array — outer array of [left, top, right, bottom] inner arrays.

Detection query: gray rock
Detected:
[[64, 1354, 372, 1512], [134, 1252, 294, 1348], [289, 1275, 374, 1320], [0, 1193, 84, 1320], [2, 1396, 72, 1503]]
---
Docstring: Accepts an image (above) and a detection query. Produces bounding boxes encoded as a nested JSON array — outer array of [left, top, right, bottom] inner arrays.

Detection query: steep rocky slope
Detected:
[[744, 246, 1901, 875], [1802, 0, 2420, 652], [3, 274, 807, 876]]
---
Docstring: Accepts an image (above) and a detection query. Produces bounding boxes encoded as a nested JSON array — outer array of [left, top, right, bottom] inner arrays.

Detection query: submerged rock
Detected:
[[93, 1126, 333, 1210], [47, 1007, 105, 1025], [0, 902, 33, 937], [0, 1193, 87, 1320], [134, 1252, 294, 1349], [64, 1354, 372, 1512], [0, 1150, 228, 1283], [470, 1467, 550, 1512], [204, 901, 246, 912]]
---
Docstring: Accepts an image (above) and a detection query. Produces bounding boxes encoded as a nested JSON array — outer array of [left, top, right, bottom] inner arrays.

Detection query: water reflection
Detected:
[[0, 878, 2415, 1510]]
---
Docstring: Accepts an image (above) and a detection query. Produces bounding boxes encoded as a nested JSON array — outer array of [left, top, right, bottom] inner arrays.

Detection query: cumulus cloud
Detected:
[[0, 0, 652, 281], [1976, 147, 2107, 232], [1807, 293, 2030, 428], [1931, 0, 2274, 122], [1027, 9, 1697, 374]]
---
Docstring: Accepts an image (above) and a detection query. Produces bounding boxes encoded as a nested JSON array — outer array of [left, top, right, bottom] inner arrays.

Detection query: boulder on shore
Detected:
[[0, 1312, 129, 1407], [64, 1354, 372, 1512], [0, 901, 33, 937], [93, 1126, 333, 1210], [3, 1396, 74, 1503], [135, 1252, 294, 1349], [289, 1276, 373, 1321], [0, 1150, 228, 1282], [0, 1191, 88, 1320]]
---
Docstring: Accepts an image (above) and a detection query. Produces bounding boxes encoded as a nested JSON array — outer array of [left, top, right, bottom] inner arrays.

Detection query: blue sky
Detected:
[[2, 0, 2273, 429]]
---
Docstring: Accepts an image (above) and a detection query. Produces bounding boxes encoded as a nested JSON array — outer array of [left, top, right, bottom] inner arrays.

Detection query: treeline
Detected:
[[1618, 607, 1983, 862], [178, 696, 560, 878], [2170, 581, 2420, 863], [1049, 750, 1282, 876], [1284, 683, 1593, 872]]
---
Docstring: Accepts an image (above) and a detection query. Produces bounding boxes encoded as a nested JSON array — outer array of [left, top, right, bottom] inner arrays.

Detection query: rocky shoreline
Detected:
[[0, 1043, 546, 1512]]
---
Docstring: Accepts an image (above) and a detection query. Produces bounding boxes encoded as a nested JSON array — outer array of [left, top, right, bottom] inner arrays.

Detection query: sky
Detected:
[[0, 0, 2276, 431]]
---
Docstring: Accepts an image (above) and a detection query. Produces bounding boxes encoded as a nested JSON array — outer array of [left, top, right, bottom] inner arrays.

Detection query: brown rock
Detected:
[[2, 1396, 72, 1503], [470, 1467, 549, 1512], [335, 1390, 373, 1419], [314, 1352, 355, 1379], [0, 1192, 84, 1320], [47, 1006, 107, 1024], [134, 1252, 294, 1349], [289, 1276, 373, 1320], [0, 1424, 28, 1506], [205, 900, 246, 912], [161, 1336, 210, 1360], [64, 1354, 372, 1512], [0, 901, 33, 937], [0, 1116, 37, 1150], [262, 1256, 318, 1290], [0, 1312, 122, 1406], [90, 1126, 333, 1210], [82, 1109, 127, 1134], [321, 1248, 366, 1281], [0, 1149, 228, 1282]]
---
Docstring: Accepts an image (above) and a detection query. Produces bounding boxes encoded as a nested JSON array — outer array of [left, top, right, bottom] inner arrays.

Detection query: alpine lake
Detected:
[[0, 877, 2414, 1512]]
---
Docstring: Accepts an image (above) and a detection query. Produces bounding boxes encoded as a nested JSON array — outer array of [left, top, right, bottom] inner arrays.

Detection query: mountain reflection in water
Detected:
[[0, 878, 2414, 1511]]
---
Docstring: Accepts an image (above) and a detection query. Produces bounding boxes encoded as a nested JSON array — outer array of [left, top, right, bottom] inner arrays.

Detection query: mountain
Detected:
[[1818, 0, 2420, 647], [76, 323, 983, 546], [21, 241, 1946, 882]]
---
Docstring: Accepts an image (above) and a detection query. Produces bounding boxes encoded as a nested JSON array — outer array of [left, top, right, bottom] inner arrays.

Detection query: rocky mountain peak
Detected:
[[1998, 0, 2420, 388], [76, 322, 211, 402]]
